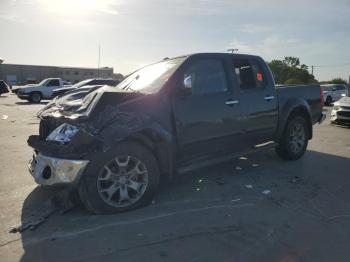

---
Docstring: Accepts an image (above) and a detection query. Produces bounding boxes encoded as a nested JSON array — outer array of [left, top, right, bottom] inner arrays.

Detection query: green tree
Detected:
[[326, 78, 347, 85], [268, 57, 316, 85]]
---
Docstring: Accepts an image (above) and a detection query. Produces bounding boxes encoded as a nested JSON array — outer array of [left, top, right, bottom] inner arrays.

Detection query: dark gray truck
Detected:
[[28, 53, 325, 214]]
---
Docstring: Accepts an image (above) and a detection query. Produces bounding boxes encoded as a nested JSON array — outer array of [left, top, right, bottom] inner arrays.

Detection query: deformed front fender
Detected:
[[91, 106, 176, 180]]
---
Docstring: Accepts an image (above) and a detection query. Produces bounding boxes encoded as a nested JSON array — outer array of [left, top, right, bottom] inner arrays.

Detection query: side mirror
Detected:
[[184, 75, 192, 89], [181, 75, 192, 96]]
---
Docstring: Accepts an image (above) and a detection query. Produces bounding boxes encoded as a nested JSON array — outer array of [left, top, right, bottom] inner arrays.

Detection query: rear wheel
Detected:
[[29, 92, 42, 103], [325, 96, 332, 106], [275, 116, 308, 160], [78, 141, 160, 214]]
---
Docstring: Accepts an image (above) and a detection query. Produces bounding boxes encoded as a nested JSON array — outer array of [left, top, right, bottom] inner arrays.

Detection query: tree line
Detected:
[[267, 57, 348, 85]]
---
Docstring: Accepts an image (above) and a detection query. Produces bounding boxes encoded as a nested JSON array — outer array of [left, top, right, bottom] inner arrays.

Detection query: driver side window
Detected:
[[184, 59, 228, 94]]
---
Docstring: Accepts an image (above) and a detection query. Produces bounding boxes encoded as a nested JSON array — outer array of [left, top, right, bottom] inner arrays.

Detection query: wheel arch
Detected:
[[276, 99, 313, 141], [100, 126, 176, 182]]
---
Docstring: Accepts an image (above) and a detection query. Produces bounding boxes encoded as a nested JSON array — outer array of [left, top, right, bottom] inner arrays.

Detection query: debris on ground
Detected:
[[289, 176, 301, 184], [9, 188, 77, 233], [245, 184, 253, 189], [231, 198, 241, 202], [198, 179, 203, 183], [1, 115, 8, 120], [239, 156, 248, 160], [235, 166, 242, 170], [137, 233, 144, 237], [262, 189, 271, 195], [252, 163, 259, 167], [196, 188, 201, 192]]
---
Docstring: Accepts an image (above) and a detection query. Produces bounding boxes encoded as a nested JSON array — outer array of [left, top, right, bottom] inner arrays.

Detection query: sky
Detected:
[[0, 0, 349, 81]]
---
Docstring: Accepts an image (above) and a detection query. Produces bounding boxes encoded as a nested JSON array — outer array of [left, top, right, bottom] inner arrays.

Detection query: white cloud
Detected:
[[35, 0, 119, 16], [240, 24, 272, 34], [227, 35, 301, 59]]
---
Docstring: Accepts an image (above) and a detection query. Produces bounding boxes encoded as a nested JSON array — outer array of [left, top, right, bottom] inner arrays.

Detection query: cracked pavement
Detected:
[[0, 94, 350, 262]]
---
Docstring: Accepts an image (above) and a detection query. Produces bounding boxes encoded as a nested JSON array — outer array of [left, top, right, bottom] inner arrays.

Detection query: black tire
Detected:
[[275, 115, 309, 160], [29, 92, 42, 103], [325, 96, 332, 106], [78, 141, 160, 214]]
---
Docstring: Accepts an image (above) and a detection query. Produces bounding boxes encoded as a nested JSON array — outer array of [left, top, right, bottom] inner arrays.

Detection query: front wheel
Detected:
[[78, 141, 160, 214], [29, 92, 42, 103], [275, 116, 308, 160]]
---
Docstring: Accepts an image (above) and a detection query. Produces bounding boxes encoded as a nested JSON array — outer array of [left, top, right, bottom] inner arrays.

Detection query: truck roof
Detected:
[[169, 52, 262, 61]]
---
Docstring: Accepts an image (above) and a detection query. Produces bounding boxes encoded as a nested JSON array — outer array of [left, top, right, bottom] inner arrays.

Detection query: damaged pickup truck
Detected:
[[28, 53, 325, 214]]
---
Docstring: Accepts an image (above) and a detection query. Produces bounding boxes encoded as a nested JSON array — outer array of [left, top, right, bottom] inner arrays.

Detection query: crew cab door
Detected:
[[43, 79, 61, 98], [231, 57, 278, 146], [172, 57, 244, 160]]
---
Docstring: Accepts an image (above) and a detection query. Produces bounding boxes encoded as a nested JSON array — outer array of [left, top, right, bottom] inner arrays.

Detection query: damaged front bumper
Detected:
[[28, 153, 89, 186]]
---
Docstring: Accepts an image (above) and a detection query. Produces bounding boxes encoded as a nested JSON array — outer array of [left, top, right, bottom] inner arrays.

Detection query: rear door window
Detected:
[[232, 58, 266, 90]]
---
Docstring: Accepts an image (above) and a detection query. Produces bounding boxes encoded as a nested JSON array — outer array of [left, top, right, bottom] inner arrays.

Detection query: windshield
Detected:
[[38, 79, 49, 86], [117, 57, 186, 94]]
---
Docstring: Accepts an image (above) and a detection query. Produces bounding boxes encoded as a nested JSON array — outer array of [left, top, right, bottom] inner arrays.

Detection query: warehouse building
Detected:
[[0, 63, 116, 85]]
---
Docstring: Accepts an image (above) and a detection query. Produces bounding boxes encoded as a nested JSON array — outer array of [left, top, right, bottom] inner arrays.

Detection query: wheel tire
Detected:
[[325, 96, 332, 106], [29, 92, 42, 103], [78, 141, 160, 214], [275, 116, 309, 160]]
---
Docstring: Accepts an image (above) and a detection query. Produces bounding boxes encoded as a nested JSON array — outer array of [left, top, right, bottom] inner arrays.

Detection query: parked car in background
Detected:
[[37, 83, 119, 118], [16, 78, 68, 103], [28, 53, 325, 214], [62, 80, 72, 86], [321, 84, 349, 105], [330, 96, 350, 124], [0, 80, 10, 96], [52, 78, 120, 98]]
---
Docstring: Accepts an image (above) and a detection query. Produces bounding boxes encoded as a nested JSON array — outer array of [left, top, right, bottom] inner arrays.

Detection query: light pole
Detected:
[[227, 48, 238, 54]]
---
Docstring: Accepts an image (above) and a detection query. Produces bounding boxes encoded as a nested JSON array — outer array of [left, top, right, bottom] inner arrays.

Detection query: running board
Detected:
[[178, 141, 276, 175]]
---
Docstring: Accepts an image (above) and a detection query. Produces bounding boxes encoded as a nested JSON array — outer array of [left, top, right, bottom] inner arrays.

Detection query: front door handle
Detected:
[[225, 100, 239, 106], [264, 95, 275, 101]]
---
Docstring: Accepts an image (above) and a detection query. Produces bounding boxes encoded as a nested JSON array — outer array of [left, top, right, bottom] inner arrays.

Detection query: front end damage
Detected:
[[27, 87, 170, 187], [27, 123, 98, 186]]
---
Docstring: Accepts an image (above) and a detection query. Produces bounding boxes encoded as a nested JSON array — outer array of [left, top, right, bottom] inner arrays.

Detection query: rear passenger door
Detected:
[[231, 57, 278, 146], [173, 57, 244, 160]]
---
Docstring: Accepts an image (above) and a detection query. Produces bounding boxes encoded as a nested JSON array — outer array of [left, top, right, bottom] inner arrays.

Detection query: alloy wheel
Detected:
[[288, 122, 306, 154], [97, 155, 148, 207]]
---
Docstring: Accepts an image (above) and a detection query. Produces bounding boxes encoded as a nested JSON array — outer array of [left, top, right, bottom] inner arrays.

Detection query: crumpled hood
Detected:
[[37, 85, 146, 121]]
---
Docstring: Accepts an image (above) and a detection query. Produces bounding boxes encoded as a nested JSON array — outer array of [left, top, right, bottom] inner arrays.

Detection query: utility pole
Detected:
[[311, 65, 314, 75], [97, 44, 101, 78], [227, 48, 238, 54]]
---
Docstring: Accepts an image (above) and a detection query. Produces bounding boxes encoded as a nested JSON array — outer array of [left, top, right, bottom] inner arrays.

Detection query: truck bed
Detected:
[[276, 84, 323, 125]]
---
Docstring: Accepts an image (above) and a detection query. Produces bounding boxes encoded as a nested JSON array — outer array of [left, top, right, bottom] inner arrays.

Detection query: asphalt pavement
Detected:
[[0, 93, 349, 262]]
